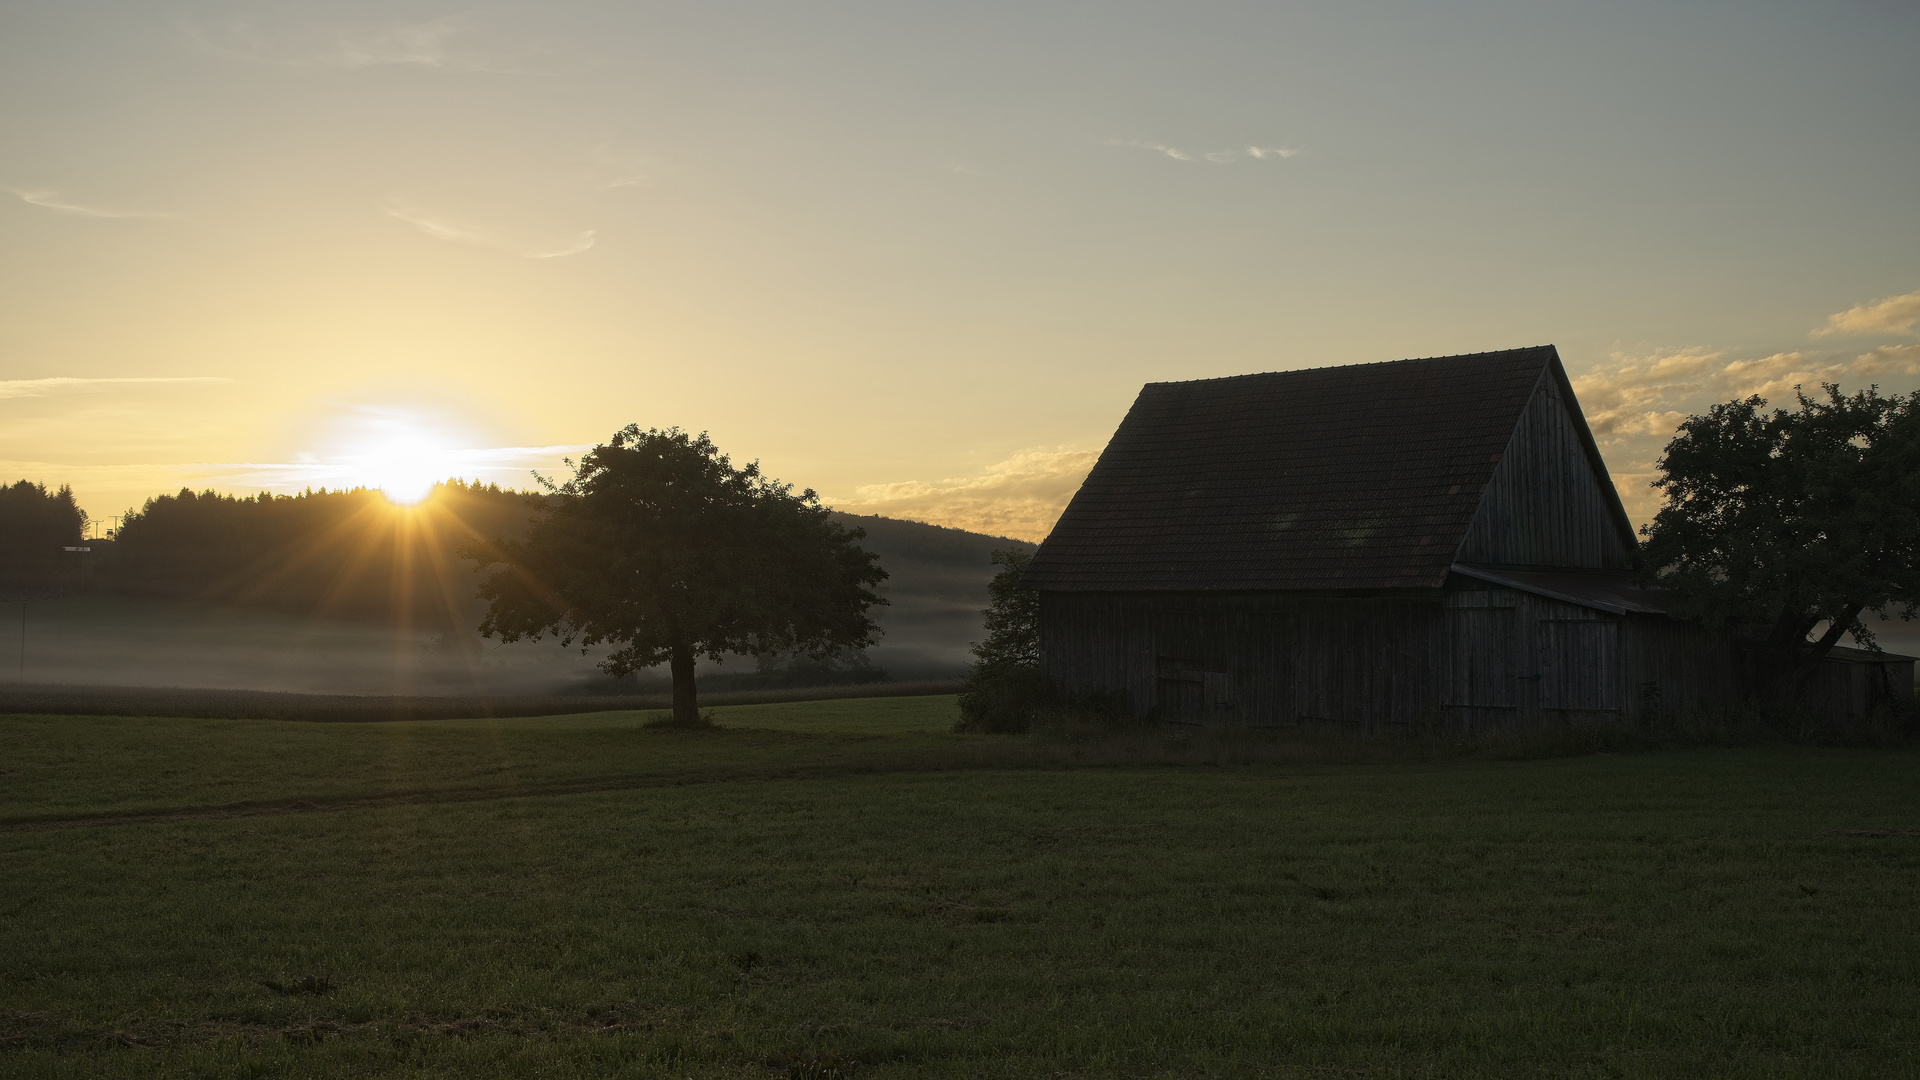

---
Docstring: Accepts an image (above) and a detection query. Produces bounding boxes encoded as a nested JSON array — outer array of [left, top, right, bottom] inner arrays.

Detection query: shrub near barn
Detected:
[[955, 549, 1051, 732]]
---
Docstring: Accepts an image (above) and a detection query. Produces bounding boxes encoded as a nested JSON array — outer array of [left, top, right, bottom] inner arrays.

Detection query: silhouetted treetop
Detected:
[[466, 426, 888, 725], [1642, 383, 1920, 662], [0, 480, 87, 597]]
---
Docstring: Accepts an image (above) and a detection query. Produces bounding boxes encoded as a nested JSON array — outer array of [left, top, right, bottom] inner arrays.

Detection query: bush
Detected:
[[954, 664, 1055, 733]]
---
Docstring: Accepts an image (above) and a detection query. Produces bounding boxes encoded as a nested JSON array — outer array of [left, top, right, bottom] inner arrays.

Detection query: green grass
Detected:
[[3, 697, 1919, 1077]]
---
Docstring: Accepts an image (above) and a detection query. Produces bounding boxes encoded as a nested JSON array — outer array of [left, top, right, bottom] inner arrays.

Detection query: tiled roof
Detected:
[[1024, 346, 1557, 592]]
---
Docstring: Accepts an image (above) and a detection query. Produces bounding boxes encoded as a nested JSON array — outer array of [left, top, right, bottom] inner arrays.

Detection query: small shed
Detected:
[[1022, 345, 1867, 729], [1771, 645, 1916, 726]]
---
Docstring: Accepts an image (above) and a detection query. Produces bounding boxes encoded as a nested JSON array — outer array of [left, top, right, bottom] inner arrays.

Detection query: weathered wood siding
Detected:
[[1735, 651, 1916, 724], [1444, 581, 1623, 729], [1456, 373, 1634, 570], [1039, 591, 1448, 728], [1621, 611, 1739, 719], [1042, 580, 1741, 729]]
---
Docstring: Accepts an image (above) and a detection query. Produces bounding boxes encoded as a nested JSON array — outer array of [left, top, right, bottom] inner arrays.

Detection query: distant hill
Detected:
[[10, 503, 1041, 695], [830, 513, 1037, 679]]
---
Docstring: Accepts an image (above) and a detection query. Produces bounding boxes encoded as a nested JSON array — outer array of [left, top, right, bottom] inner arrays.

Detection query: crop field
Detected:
[[3, 697, 1919, 1078]]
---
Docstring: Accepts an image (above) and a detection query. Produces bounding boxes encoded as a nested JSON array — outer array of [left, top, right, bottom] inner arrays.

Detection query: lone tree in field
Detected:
[[467, 427, 887, 725], [1641, 384, 1920, 664]]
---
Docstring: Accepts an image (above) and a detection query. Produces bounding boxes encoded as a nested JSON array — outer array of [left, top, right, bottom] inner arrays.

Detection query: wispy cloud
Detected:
[[385, 205, 596, 259], [193, 16, 528, 74], [1572, 342, 1920, 523], [834, 446, 1099, 542], [7, 188, 174, 219], [1104, 139, 1302, 164], [1574, 344, 1920, 439], [0, 377, 232, 401], [1813, 287, 1920, 338], [584, 143, 651, 189], [1106, 138, 1193, 161], [203, 443, 594, 493]]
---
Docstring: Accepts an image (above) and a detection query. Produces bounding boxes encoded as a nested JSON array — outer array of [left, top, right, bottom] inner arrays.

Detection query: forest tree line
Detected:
[[0, 477, 1030, 637], [0, 480, 540, 624]]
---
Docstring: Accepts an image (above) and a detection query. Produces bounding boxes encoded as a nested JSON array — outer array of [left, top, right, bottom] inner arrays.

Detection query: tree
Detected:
[[0, 481, 87, 600], [955, 548, 1049, 732], [465, 427, 888, 725], [971, 548, 1039, 668], [1641, 384, 1920, 665]]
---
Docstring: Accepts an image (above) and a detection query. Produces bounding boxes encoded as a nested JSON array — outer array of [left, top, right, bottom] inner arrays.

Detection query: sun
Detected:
[[335, 422, 458, 505], [306, 403, 493, 505], [362, 434, 448, 505]]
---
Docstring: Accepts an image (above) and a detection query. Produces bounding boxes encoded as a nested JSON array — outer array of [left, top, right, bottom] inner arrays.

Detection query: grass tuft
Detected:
[[258, 976, 334, 997]]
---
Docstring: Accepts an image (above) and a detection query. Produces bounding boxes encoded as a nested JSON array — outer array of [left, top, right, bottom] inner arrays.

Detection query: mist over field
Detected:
[[0, 508, 1029, 696]]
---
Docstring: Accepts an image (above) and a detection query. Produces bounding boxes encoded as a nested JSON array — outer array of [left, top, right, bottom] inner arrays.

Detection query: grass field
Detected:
[[4, 697, 1919, 1078]]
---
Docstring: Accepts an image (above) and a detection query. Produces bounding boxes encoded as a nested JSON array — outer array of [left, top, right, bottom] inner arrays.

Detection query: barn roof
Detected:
[[1025, 345, 1615, 592]]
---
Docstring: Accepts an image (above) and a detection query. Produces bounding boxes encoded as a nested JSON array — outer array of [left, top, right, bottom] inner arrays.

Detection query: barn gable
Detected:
[[1025, 345, 1626, 593], [1454, 359, 1637, 570]]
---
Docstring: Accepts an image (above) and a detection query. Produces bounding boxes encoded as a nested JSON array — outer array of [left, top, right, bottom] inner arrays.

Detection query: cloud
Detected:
[[1104, 139, 1302, 165], [385, 205, 596, 259], [1106, 138, 1193, 161], [584, 143, 651, 189], [1851, 342, 1920, 376], [0, 377, 232, 401], [833, 446, 1099, 542], [194, 17, 527, 73], [7, 188, 173, 219], [202, 443, 594, 493], [1813, 288, 1920, 338], [1573, 344, 1920, 441], [1571, 342, 1920, 525]]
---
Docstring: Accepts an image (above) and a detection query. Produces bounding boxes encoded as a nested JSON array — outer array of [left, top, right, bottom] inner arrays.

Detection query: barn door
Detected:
[[1156, 658, 1237, 725], [1535, 618, 1620, 715], [1156, 674, 1204, 724], [1448, 605, 1518, 730]]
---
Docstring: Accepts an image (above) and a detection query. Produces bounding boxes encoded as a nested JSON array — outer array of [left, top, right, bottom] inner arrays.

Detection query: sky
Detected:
[[2, 0, 1917, 540]]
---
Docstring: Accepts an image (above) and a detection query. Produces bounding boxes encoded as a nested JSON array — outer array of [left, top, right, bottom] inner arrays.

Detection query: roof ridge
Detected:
[[1141, 345, 1555, 389]]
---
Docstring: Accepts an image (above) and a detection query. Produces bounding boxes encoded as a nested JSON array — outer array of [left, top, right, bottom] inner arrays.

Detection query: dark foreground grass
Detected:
[[0, 680, 966, 724], [3, 699, 1919, 1078]]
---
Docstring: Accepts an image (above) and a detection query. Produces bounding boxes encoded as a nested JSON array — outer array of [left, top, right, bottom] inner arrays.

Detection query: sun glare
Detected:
[[301, 403, 517, 506], [365, 435, 448, 505], [336, 419, 461, 505]]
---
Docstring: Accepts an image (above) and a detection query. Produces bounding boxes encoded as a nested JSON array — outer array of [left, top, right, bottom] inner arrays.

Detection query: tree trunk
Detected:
[[670, 641, 701, 726], [1803, 602, 1865, 662]]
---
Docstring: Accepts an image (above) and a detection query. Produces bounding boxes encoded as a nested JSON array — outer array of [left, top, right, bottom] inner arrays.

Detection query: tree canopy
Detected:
[[107, 482, 534, 624], [970, 548, 1039, 669], [467, 426, 888, 724], [1641, 384, 1920, 662], [0, 480, 87, 599], [955, 548, 1047, 733]]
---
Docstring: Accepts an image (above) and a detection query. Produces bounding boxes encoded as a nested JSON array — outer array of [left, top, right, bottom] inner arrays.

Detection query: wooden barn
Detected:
[[1023, 346, 1914, 729]]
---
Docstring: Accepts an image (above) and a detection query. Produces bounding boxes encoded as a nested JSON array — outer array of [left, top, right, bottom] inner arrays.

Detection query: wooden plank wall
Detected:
[[1040, 591, 1449, 729], [1042, 582, 1744, 730], [1457, 374, 1635, 570], [1622, 612, 1739, 719]]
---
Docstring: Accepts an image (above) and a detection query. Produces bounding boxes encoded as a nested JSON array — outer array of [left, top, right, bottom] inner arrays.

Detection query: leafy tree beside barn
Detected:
[[1641, 384, 1920, 665]]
